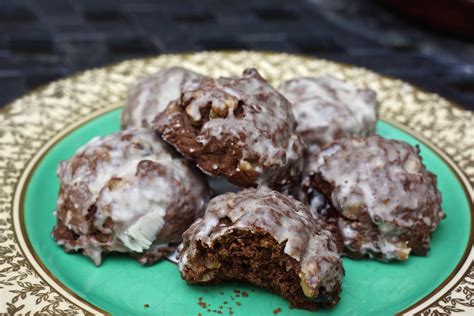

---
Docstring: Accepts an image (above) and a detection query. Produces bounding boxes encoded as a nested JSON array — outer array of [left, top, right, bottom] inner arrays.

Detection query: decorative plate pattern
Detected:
[[0, 51, 472, 315]]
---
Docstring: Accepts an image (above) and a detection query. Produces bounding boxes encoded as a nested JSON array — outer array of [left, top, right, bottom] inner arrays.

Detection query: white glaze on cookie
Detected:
[[305, 136, 444, 260], [279, 76, 378, 154], [179, 186, 344, 296], [156, 68, 304, 191], [121, 67, 202, 129], [54, 128, 210, 265]]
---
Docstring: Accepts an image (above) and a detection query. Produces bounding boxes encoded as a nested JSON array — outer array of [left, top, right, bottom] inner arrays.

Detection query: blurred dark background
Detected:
[[1, 0, 473, 110]]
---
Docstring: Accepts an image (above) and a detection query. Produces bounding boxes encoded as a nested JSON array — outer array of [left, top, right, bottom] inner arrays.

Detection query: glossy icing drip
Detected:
[[307, 136, 444, 260], [55, 128, 209, 265], [122, 67, 202, 129], [179, 186, 344, 295], [279, 76, 378, 154]]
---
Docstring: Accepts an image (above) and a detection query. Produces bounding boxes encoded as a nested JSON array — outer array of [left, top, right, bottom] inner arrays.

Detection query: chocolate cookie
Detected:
[[121, 67, 202, 129], [52, 128, 210, 265], [299, 136, 444, 261], [279, 76, 378, 155], [154, 68, 304, 193], [179, 186, 344, 310]]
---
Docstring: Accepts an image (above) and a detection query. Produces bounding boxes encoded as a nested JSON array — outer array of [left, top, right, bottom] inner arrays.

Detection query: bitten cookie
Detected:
[[52, 128, 210, 265], [279, 76, 378, 154], [299, 136, 444, 261], [121, 67, 202, 129], [154, 68, 304, 193], [179, 186, 344, 310]]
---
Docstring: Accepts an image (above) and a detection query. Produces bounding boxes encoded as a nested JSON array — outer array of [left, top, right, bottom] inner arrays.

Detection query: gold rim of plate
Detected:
[[0, 51, 472, 315]]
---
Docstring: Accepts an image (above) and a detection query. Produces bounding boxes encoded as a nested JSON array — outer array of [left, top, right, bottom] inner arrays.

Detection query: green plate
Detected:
[[24, 109, 471, 315]]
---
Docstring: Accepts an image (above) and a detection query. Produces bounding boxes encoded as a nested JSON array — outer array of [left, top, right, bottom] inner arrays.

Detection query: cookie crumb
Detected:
[[273, 307, 282, 314], [144, 304, 149, 308], [242, 291, 249, 297]]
